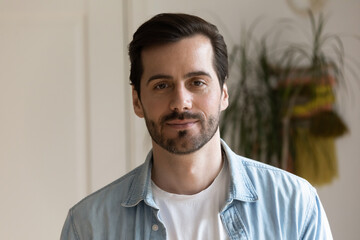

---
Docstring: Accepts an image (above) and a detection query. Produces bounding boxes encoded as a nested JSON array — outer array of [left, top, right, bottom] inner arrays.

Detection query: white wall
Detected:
[[0, 0, 128, 239], [0, 1, 87, 239]]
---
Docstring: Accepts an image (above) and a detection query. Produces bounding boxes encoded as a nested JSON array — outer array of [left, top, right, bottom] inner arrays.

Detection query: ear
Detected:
[[220, 83, 229, 111], [132, 86, 144, 118]]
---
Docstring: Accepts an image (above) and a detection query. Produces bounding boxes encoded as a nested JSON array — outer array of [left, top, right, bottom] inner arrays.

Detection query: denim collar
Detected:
[[122, 139, 258, 208], [221, 139, 258, 203]]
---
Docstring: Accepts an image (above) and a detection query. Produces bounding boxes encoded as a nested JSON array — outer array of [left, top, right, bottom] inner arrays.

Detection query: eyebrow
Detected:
[[146, 74, 173, 85], [184, 71, 212, 79], [146, 71, 212, 85]]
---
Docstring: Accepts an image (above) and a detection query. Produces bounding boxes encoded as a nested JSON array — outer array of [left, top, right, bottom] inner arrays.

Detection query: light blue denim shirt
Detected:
[[61, 140, 332, 240]]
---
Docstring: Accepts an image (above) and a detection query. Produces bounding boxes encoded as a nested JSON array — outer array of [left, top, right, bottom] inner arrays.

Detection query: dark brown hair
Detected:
[[128, 13, 228, 97]]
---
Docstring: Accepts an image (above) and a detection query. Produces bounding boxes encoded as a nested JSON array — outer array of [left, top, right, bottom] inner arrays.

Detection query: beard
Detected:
[[143, 109, 220, 155]]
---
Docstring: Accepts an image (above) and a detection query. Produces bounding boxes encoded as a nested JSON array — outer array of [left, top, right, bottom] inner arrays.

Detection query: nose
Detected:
[[169, 84, 192, 112]]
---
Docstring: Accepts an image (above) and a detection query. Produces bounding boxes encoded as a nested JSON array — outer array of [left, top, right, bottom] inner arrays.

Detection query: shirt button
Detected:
[[152, 224, 159, 231]]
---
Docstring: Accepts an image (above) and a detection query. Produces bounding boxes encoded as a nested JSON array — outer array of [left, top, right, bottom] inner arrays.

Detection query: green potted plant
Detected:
[[221, 11, 354, 185]]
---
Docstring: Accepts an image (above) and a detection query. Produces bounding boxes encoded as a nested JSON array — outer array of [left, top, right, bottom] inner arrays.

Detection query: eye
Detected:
[[192, 79, 206, 87], [154, 82, 168, 90]]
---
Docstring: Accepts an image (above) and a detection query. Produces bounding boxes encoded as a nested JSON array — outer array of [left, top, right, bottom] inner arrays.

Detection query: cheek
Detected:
[[196, 93, 222, 114], [141, 97, 167, 120]]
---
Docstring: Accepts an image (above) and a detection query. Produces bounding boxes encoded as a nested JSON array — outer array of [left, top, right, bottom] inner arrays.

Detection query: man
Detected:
[[61, 13, 332, 239]]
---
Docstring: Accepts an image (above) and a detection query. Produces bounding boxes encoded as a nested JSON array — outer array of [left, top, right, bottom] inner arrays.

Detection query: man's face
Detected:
[[132, 34, 228, 154]]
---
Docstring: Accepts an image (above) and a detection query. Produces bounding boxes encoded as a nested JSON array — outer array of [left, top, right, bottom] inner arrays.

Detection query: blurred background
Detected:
[[0, 0, 359, 239]]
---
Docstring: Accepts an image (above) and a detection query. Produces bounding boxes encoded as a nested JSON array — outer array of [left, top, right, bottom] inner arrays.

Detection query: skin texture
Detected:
[[132, 34, 229, 194]]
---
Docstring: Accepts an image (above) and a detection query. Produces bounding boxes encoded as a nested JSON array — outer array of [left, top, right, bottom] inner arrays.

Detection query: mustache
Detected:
[[161, 111, 203, 124]]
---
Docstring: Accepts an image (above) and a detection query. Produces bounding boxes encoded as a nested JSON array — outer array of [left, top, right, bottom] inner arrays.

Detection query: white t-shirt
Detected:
[[151, 160, 230, 240]]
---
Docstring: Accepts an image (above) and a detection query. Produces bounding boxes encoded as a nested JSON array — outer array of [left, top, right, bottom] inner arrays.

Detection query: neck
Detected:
[[151, 130, 223, 195]]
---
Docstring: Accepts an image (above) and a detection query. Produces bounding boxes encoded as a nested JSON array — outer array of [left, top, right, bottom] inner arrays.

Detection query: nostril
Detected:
[[169, 93, 192, 111]]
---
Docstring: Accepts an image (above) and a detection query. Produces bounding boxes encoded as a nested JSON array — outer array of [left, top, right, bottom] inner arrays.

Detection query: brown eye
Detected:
[[154, 82, 168, 90], [192, 80, 205, 87]]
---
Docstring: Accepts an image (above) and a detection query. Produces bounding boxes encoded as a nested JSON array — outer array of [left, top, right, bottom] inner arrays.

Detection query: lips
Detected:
[[161, 111, 203, 123], [165, 119, 199, 129], [166, 119, 198, 124], [160, 111, 203, 130]]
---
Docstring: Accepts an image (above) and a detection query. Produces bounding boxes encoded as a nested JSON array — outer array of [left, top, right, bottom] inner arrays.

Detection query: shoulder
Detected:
[[221, 139, 317, 202], [70, 164, 144, 215], [241, 156, 314, 191], [61, 163, 151, 239], [238, 155, 316, 199], [232, 154, 319, 224], [238, 156, 331, 238]]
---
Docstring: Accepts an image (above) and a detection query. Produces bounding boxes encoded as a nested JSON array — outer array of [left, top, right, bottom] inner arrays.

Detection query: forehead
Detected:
[[142, 34, 212, 55], [140, 34, 215, 76]]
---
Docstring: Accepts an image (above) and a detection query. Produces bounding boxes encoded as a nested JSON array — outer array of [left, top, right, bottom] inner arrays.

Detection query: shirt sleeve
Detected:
[[60, 210, 80, 240], [301, 190, 333, 240]]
